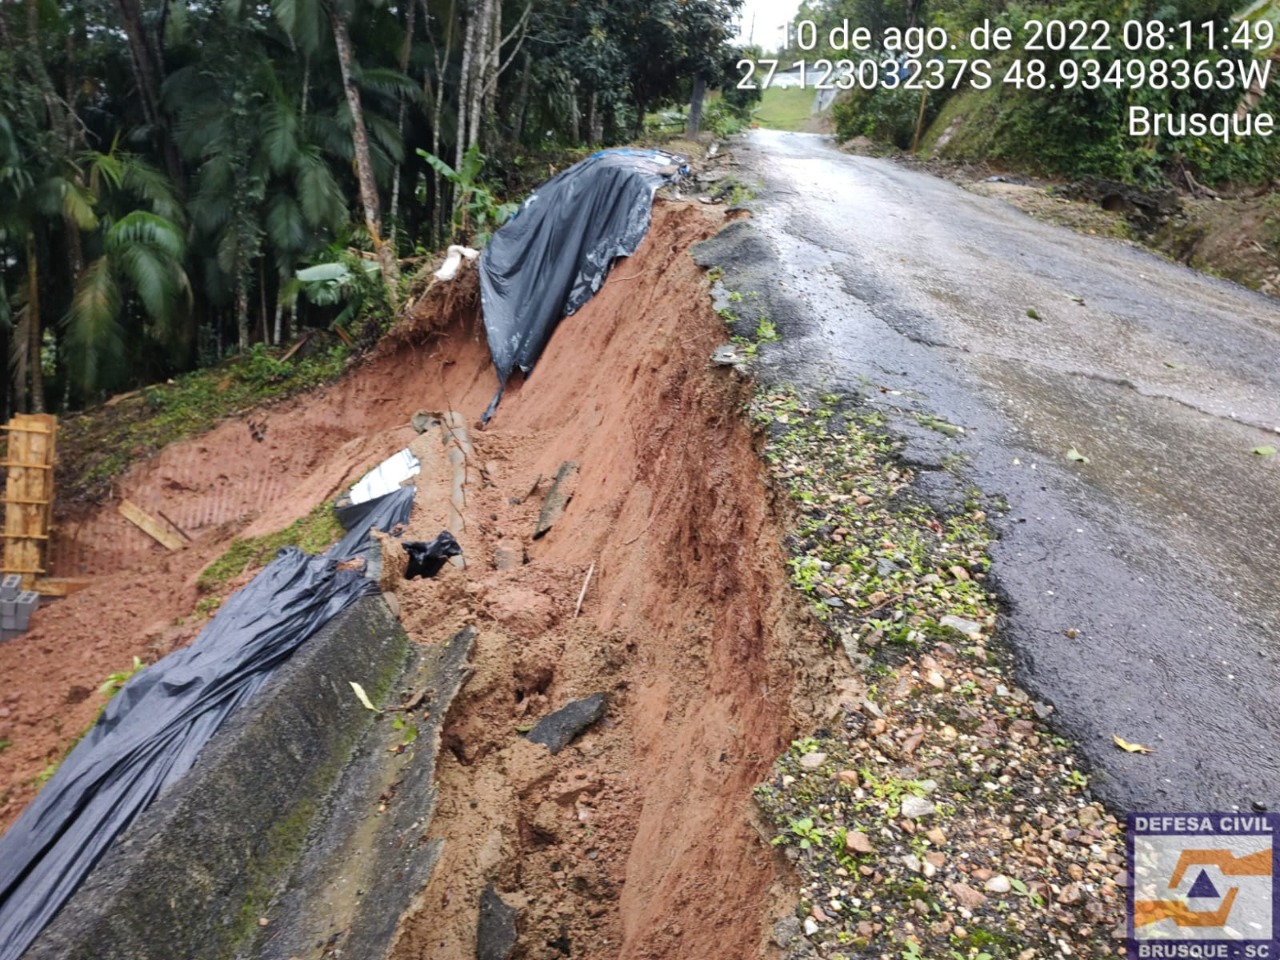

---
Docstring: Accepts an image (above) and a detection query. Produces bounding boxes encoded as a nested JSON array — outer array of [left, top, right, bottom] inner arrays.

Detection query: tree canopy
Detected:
[[0, 0, 743, 417]]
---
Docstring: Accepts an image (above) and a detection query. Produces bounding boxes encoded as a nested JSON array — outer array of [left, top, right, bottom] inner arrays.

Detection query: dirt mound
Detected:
[[2, 201, 848, 958]]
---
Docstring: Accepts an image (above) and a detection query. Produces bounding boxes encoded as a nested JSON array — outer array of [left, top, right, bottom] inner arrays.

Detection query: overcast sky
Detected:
[[734, 0, 802, 50]]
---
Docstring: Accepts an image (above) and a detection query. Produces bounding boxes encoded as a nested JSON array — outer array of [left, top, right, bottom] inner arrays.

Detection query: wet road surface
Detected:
[[719, 129, 1280, 813]]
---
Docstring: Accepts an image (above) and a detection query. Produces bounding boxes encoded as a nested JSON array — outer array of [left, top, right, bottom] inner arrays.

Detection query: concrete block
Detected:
[[14, 591, 37, 629], [0, 574, 21, 600]]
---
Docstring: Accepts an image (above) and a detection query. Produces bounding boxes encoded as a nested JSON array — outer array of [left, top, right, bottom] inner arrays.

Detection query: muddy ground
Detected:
[[0, 201, 852, 958]]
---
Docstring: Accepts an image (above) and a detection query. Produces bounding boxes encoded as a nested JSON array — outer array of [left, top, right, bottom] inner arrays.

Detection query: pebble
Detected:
[[845, 830, 875, 854], [985, 875, 1012, 894], [926, 827, 947, 845], [900, 795, 936, 819], [803, 917, 820, 936], [798, 752, 828, 769], [1058, 883, 1084, 905], [837, 769, 860, 788], [772, 916, 801, 948], [950, 883, 987, 910], [940, 614, 982, 637]]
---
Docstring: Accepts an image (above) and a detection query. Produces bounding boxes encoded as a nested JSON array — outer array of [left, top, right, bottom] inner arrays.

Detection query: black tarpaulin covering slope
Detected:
[[477, 149, 681, 416], [0, 486, 414, 960]]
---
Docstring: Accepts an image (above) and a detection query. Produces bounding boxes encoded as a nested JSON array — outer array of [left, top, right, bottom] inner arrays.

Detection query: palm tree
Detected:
[[166, 25, 348, 351], [63, 146, 191, 393]]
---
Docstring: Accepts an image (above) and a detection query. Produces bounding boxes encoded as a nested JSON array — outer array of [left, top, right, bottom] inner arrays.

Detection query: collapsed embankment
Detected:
[[1, 201, 850, 959]]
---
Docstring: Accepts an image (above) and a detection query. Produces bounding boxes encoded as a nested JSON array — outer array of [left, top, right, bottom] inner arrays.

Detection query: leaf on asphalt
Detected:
[[1026, 308, 1041, 320], [1252, 445, 1277, 457], [349, 681, 378, 712], [1164, 361, 1186, 370], [1066, 447, 1090, 464], [1113, 734, 1153, 754]]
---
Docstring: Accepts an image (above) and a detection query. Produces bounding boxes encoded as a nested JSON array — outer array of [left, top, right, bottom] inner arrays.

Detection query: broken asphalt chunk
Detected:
[[526, 693, 607, 754]]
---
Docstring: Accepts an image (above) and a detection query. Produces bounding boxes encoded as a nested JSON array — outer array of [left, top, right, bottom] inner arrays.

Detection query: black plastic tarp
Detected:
[[477, 149, 683, 419], [0, 486, 414, 960]]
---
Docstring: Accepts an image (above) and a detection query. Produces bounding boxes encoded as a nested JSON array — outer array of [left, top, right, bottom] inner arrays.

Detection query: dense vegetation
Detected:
[[0, 0, 743, 418], [793, 0, 1280, 185]]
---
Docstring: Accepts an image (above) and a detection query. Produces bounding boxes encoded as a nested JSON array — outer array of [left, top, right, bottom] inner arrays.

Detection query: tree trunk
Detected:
[[26, 231, 44, 413], [236, 288, 249, 352], [421, 0, 455, 246], [455, 9, 476, 171], [481, 0, 500, 147], [113, 0, 181, 184], [330, 7, 399, 298], [389, 0, 416, 249], [512, 50, 531, 145], [686, 74, 706, 138], [466, 0, 491, 153]]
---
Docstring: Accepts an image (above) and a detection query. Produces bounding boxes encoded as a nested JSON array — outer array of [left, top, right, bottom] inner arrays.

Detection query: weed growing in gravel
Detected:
[[755, 390, 992, 652], [751, 387, 1127, 960]]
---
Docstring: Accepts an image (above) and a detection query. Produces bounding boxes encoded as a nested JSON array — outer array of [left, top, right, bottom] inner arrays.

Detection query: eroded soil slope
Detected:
[[1, 202, 851, 959]]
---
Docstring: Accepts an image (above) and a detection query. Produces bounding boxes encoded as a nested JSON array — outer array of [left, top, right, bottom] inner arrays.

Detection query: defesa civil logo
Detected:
[[1128, 813, 1279, 959]]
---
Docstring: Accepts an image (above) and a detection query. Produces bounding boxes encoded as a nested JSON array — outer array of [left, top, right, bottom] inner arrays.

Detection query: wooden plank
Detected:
[[2, 414, 55, 589], [33, 577, 93, 597], [118, 498, 186, 550]]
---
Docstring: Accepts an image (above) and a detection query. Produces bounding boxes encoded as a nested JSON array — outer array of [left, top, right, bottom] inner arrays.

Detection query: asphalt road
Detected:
[[718, 129, 1280, 813]]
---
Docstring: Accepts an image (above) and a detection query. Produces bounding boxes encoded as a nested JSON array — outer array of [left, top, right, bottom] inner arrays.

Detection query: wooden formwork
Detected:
[[1, 413, 57, 590]]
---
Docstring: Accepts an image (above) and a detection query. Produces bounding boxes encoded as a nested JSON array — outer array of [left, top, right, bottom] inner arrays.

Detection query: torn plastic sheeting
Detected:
[[404, 531, 462, 580], [478, 149, 683, 421], [0, 486, 414, 960], [345, 449, 421, 507], [434, 244, 479, 281]]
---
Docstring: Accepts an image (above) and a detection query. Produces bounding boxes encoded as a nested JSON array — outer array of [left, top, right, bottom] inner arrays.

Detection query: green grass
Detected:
[[59, 342, 353, 504], [755, 85, 819, 131], [197, 502, 346, 593]]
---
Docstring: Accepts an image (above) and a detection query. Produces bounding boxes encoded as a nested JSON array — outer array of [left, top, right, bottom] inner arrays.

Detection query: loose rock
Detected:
[[900, 795, 936, 819], [476, 883, 518, 960], [526, 693, 608, 754]]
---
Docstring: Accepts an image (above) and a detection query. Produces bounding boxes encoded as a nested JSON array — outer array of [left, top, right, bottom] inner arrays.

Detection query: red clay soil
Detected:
[[0, 201, 853, 959]]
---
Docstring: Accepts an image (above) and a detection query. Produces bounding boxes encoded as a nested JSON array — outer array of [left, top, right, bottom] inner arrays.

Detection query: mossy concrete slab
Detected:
[[25, 599, 472, 960]]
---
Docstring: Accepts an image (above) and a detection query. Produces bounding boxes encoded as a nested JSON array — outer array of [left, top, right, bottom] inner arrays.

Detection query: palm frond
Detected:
[[364, 110, 405, 166], [62, 179, 100, 230], [271, 0, 325, 57], [265, 191, 310, 254], [295, 150, 347, 229], [117, 243, 183, 326], [64, 256, 124, 392], [356, 66, 426, 104], [262, 100, 301, 176], [121, 158, 187, 226], [107, 211, 186, 262]]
